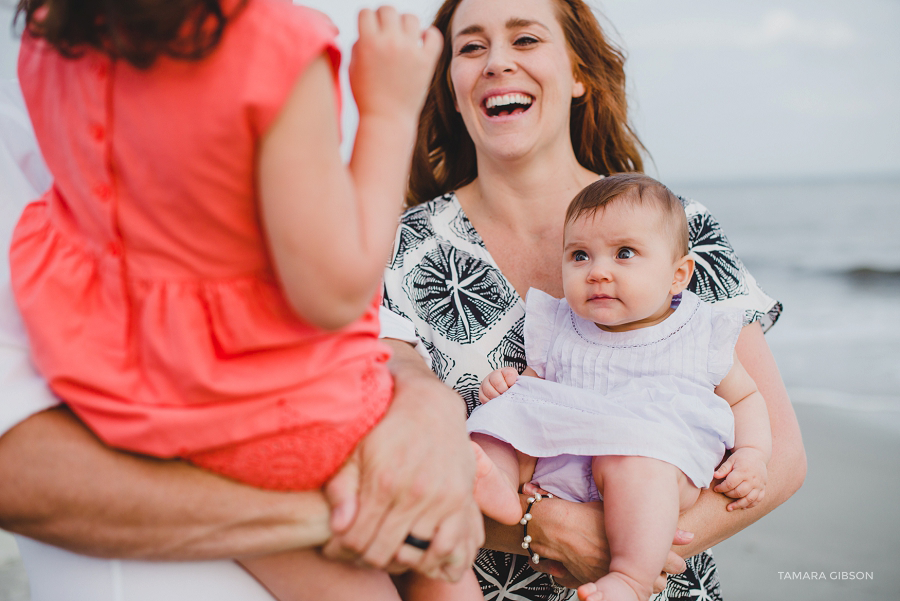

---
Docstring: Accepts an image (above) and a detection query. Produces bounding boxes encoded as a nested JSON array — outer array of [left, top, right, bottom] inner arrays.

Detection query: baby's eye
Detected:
[[572, 250, 589, 262], [616, 248, 635, 260]]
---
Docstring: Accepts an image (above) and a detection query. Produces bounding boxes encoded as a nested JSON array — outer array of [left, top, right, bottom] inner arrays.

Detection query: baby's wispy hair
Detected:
[[565, 173, 689, 257]]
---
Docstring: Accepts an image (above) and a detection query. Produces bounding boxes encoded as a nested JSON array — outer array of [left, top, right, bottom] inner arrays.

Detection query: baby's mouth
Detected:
[[483, 93, 534, 117]]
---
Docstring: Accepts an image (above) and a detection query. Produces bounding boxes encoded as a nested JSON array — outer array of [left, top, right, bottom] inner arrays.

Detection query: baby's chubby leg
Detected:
[[578, 456, 700, 601], [240, 548, 402, 601], [470, 434, 527, 525]]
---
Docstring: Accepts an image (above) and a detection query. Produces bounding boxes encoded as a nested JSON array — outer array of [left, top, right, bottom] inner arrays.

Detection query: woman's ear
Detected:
[[670, 254, 695, 294], [572, 79, 585, 99]]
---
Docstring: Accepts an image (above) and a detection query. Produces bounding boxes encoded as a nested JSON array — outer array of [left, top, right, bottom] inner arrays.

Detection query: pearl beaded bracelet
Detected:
[[520, 492, 554, 564]]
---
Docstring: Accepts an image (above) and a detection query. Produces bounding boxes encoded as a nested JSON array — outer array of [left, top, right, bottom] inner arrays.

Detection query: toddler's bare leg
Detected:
[[240, 548, 402, 601], [470, 434, 525, 525], [395, 569, 484, 601], [577, 456, 700, 601]]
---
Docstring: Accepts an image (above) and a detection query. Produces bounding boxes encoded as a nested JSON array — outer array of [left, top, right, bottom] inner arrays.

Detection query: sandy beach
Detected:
[[3, 394, 898, 601], [713, 397, 900, 600]]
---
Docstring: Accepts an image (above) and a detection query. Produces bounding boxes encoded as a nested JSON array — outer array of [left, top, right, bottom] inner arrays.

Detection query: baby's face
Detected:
[[562, 201, 686, 332]]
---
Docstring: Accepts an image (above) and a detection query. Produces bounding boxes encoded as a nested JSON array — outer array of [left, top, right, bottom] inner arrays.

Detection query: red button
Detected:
[[93, 183, 112, 201], [90, 124, 105, 142]]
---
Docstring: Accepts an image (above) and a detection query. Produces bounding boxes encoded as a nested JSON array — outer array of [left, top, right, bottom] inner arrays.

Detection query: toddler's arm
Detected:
[[479, 366, 538, 404], [259, 8, 441, 330], [713, 352, 773, 510]]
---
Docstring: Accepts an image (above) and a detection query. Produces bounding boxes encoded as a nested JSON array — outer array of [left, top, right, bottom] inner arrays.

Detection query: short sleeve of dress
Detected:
[[681, 196, 783, 332], [707, 305, 745, 386], [243, 3, 341, 137], [523, 288, 561, 378]]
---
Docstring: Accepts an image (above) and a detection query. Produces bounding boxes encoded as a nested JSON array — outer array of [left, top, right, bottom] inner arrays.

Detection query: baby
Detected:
[[468, 173, 772, 601]]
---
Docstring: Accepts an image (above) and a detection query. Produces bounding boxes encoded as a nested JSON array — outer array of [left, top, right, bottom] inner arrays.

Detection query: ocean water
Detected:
[[673, 177, 900, 429]]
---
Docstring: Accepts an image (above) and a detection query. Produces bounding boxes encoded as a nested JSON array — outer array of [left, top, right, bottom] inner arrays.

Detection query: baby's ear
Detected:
[[670, 254, 695, 294]]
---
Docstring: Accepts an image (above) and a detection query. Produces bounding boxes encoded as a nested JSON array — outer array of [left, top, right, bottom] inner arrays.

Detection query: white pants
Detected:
[[17, 536, 275, 601]]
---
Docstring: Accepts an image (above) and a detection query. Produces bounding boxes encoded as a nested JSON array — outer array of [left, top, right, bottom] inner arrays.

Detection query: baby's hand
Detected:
[[349, 7, 442, 125], [522, 481, 553, 498], [479, 367, 519, 404], [713, 447, 768, 511]]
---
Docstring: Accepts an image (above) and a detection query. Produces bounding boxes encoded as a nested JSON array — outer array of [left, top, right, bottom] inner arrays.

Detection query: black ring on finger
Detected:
[[403, 534, 431, 551]]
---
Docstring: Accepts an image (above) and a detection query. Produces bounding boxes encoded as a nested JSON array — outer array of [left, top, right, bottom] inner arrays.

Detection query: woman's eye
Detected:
[[573, 250, 588, 262], [617, 248, 635, 260], [458, 42, 484, 55], [514, 35, 539, 47]]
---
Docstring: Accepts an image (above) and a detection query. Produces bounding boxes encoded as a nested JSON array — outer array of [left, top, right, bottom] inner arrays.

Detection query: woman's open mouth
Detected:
[[483, 93, 534, 117]]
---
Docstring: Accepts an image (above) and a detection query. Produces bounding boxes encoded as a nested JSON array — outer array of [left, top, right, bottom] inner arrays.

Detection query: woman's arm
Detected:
[[675, 321, 806, 557], [487, 498, 692, 592], [0, 407, 331, 560]]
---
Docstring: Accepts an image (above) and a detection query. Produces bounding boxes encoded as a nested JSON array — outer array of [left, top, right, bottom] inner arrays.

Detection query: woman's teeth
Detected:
[[485, 93, 533, 116]]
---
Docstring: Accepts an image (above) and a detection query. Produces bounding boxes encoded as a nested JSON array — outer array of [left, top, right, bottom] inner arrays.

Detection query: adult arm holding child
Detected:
[[666, 322, 805, 560], [0, 339, 480, 567]]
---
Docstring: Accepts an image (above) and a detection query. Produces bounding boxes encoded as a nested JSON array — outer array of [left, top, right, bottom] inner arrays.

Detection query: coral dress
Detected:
[[10, 0, 392, 490]]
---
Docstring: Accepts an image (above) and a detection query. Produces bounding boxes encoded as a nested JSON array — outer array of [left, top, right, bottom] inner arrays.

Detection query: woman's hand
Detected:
[[322, 340, 483, 581], [527, 498, 692, 592]]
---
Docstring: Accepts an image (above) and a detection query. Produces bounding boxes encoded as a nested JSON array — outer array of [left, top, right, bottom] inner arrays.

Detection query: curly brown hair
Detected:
[[14, 0, 247, 69], [407, 0, 646, 207]]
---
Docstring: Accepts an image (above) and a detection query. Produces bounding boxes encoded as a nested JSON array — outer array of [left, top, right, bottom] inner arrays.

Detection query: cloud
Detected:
[[626, 9, 857, 51]]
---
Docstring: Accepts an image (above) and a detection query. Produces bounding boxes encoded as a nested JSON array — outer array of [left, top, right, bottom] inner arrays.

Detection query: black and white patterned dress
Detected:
[[382, 192, 782, 601]]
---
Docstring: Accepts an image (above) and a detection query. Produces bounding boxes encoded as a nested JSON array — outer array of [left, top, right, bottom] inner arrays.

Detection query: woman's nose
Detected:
[[483, 46, 516, 77]]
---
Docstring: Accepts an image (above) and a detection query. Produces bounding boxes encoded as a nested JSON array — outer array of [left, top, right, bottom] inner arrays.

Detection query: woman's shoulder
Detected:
[[391, 192, 487, 264], [398, 193, 459, 225], [675, 193, 783, 332]]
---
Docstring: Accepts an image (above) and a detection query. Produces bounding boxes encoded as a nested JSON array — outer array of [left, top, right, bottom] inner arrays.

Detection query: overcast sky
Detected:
[[2, 0, 898, 184]]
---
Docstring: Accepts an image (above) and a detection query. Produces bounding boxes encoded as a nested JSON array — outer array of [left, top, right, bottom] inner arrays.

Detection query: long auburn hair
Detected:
[[407, 0, 645, 207], [14, 0, 247, 69]]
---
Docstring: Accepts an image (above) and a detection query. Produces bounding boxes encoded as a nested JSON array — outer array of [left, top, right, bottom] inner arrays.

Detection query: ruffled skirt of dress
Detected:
[[466, 376, 734, 493], [9, 201, 392, 489]]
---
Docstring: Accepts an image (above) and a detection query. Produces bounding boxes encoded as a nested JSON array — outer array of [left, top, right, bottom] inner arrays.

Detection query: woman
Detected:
[[377, 0, 806, 599]]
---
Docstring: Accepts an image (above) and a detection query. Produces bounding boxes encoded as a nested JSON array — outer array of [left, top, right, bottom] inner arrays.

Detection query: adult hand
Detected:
[[322, 340, 483, 581], [528, 499, 692, 591]]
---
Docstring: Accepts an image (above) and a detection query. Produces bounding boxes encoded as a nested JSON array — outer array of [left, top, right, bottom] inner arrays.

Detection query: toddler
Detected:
[[469, 173, 772, 601], [9, 1, 513, 599]]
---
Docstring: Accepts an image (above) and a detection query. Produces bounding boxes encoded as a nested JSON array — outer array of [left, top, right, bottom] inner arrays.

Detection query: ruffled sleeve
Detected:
[[707, 304, 745, 386], [242, 3, 341, 137], [523, 288, 561, 378]]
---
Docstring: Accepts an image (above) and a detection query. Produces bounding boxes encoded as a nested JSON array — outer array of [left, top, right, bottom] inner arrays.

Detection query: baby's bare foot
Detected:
[[577, 572, 646, 601]]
